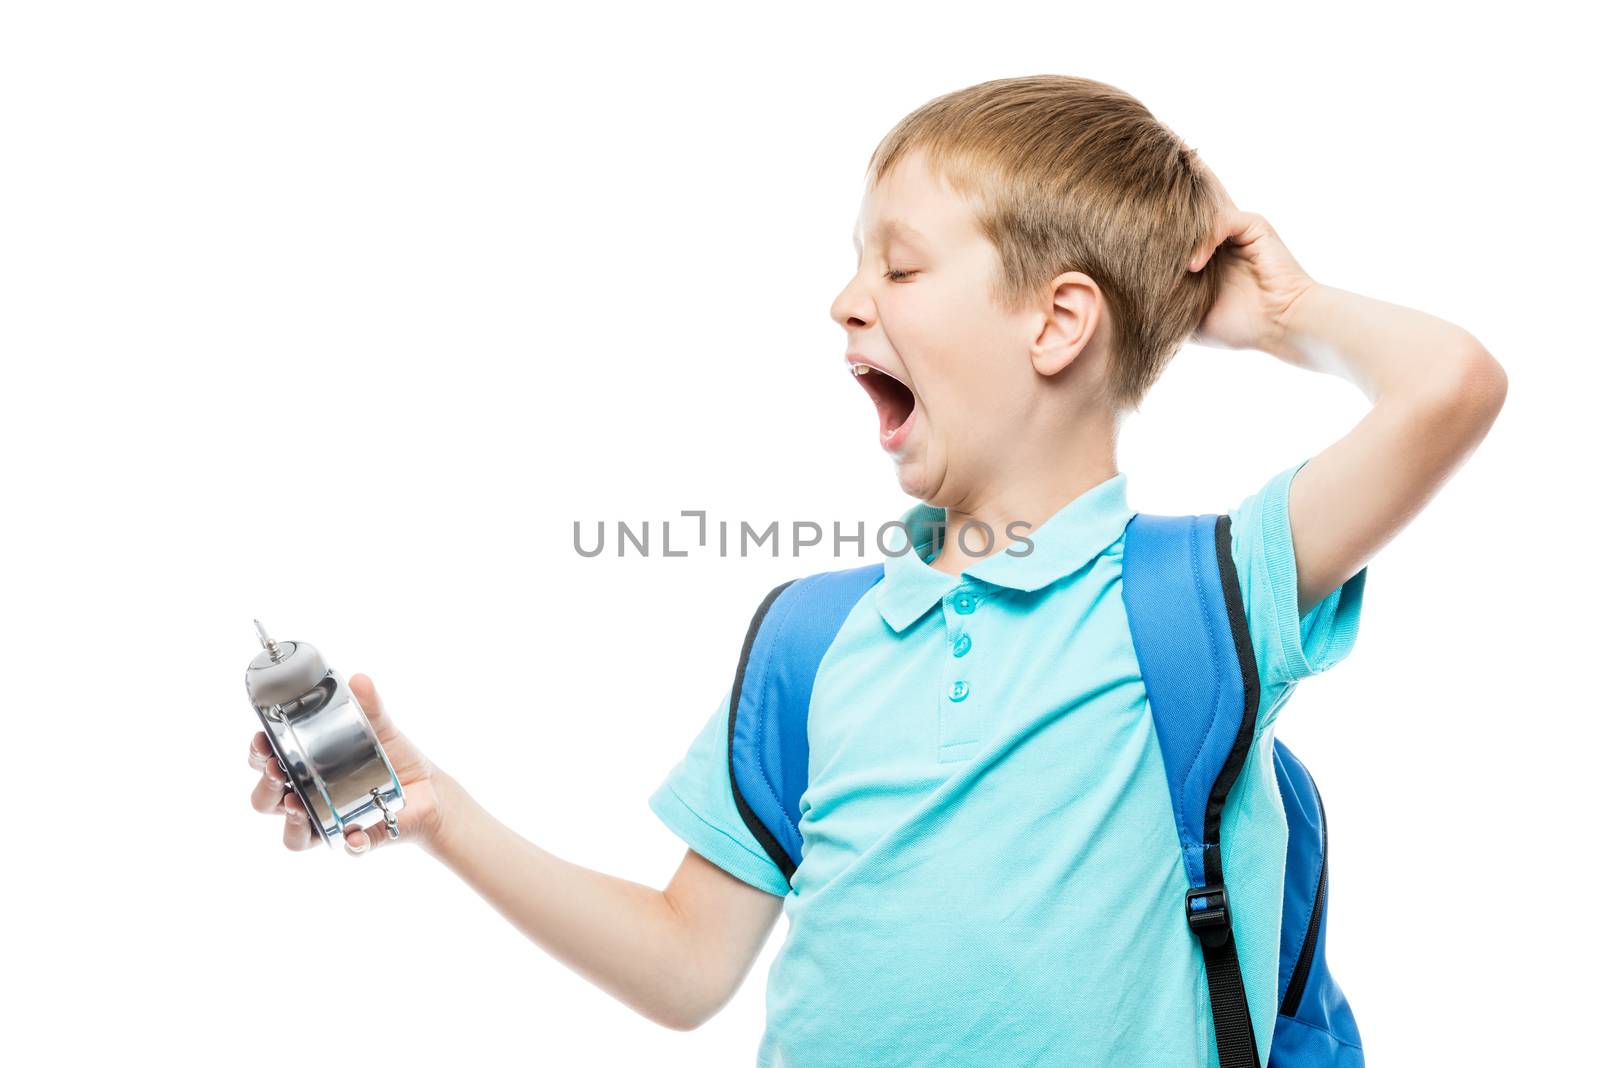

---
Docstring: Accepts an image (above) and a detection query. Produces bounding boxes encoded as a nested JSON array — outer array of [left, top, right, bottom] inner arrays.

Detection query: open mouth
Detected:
[[850, 363, 918, 445]]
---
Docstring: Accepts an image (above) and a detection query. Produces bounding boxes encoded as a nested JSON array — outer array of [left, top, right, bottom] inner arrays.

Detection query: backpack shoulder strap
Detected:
[[727, 563, 885, 888], [1123, 511, 1264, 1068]]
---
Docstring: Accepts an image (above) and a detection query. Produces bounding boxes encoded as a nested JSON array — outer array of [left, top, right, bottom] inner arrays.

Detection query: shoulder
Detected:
[[1224, 459, 1368, 696], [740, 562, 886, 634]]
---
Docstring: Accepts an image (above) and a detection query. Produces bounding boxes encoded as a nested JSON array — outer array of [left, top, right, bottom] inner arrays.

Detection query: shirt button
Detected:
[[953, 593, 976, 614], [949, 680, 969, 702], [952, 633, 972, 658]]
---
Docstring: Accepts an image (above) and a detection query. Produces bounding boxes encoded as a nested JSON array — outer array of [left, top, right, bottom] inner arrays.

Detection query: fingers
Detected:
[[249, 731, 310, 850], [281, 790, 318, 851], [1187, 215, 1224, 272], [1188, 207, 1257, 273], [250, 730, 350, 853], [251, 765, 290, 815], [1183, 153, 1241, 273], [249, 729, 292, 814], [248, 730, 271, 770], [251, 708, 389, 856], [1188, 208, 1235, 272]]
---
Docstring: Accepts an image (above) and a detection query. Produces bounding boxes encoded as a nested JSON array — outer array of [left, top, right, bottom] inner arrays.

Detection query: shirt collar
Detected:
[[873, 471, 1135, 632]]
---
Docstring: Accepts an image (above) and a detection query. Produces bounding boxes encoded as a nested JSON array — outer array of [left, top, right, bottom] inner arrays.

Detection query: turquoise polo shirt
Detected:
[[649, 458, 1367, 1067]]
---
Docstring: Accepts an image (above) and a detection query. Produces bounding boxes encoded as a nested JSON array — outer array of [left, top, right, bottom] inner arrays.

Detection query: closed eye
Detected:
[[884, 269, 917, 282]]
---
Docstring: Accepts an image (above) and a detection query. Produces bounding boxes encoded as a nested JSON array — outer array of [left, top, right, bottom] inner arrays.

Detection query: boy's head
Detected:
[[832, 75, 1222, 508]]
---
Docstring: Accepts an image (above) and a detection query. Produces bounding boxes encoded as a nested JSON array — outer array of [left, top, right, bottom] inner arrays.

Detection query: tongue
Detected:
[[881, 400, 904, 436]]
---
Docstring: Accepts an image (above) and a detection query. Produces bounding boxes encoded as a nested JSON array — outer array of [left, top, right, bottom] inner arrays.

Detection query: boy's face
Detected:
[[832, 148, 1068, 507]]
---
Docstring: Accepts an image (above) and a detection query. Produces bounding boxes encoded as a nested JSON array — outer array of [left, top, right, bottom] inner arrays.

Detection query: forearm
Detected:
[[1268, 282, 1494, 406], [422, 770, 704, 1031]]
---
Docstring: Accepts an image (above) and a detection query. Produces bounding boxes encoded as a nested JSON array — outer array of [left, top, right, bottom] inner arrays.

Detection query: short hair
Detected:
[[866, 74, 1223, 412]]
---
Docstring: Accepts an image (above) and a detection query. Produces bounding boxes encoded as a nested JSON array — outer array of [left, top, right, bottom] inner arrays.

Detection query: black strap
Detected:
[[1200, 928, 1261, 1067], [1191, 516, 1264, 1066], [1187, 884, 1261, 1067]]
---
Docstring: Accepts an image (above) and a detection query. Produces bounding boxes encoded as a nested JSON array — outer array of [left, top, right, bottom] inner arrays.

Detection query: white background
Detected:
[[3, 2, 1593, 1063]]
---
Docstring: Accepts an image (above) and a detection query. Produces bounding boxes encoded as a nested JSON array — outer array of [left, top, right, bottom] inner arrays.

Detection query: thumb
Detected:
[[347, 673, 395, 737], [343, 825, 375, 856]]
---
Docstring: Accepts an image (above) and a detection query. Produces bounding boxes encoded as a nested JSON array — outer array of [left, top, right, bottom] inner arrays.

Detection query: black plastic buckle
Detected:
[[1185, 885, 1233, 949]]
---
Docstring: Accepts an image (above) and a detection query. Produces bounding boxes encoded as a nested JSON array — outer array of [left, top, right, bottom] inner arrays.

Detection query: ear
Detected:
[[1028, 271, 1102, 377]]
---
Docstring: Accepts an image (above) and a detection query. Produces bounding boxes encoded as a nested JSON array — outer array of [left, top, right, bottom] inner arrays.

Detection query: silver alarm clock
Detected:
[[245, 620, 404, 847]]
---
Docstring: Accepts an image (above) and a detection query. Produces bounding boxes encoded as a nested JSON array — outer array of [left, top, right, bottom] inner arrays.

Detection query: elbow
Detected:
[[661, 982, 733, 1032], [656, 996, 717, 1032], [1456, 343, 1509, 424], [644, 982, 709, 1032], [1415, 342, 1508, 445], [649, 966, 720, 1034], [656, 1011, 705, 1033]]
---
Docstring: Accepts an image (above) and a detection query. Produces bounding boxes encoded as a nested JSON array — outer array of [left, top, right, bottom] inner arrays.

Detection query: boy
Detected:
[[247, 75, 1507, 1064]]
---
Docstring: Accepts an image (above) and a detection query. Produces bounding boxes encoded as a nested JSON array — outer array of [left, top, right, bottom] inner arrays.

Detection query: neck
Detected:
[[926, 408, 1120, 578]]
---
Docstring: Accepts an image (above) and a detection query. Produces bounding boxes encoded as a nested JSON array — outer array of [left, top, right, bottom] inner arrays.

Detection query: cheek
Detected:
[[907, 285, 1014, 408]]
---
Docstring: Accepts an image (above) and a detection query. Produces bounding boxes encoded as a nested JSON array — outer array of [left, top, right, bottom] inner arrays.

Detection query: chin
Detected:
[[891, 455, 941, 504]]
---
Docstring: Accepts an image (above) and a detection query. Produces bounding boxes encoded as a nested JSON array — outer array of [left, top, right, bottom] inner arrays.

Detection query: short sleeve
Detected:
[[648, 685, 791, 897], [1227, 457, 1368, 692]]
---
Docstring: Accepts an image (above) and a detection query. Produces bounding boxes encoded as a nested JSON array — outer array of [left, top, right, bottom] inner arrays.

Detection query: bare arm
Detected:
[[425, 771, 784, 1031], [1264, 283, 1508, 614], [248, 674, 785, 1033], [1183, 161, 1509, 611]]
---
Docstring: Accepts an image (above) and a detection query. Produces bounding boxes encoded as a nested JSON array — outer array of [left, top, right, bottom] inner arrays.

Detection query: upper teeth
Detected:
[[852, 364, 872, 376]]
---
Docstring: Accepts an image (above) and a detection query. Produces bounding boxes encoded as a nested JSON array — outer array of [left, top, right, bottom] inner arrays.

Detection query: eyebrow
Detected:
[[852, 218, 929, 252]]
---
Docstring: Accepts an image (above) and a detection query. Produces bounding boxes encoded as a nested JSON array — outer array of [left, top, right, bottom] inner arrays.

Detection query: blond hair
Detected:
[[866, 75, 1222, 412]]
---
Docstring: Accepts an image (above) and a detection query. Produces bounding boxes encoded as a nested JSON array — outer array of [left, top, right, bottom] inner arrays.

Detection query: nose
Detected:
[[829, 272, 874, 332]]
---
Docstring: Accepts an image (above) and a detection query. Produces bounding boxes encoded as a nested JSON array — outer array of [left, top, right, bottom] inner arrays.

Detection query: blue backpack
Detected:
[[724, 512, 1363, 1067]]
